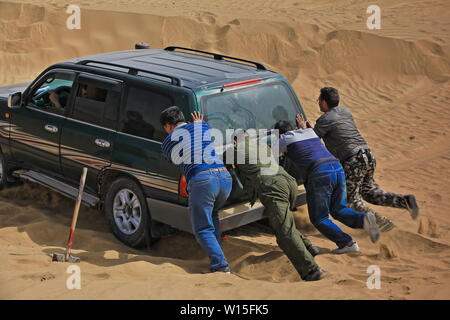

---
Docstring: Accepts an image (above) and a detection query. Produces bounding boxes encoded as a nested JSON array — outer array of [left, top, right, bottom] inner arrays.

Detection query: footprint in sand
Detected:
[[217, 282, 233, 288], [93, 273, 111, 280], [418, 217, 441, 238], [196, 11, 217, 25], [431, 194, 442, 201], [40, 272, 56, 282], [335, 279, 362, 286], [20, 272, 55, 281], [234, 251, 285, 270], [378, 243, 398, 260], [231, 251, 302, 282], [402, 285, 411, 295]]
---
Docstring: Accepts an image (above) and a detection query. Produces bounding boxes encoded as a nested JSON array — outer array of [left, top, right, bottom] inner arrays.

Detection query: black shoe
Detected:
[[306, 244, 320, 257], [304, 267, 323, 282], [405, 195, 419, 220], [204, 266, 231, 274]]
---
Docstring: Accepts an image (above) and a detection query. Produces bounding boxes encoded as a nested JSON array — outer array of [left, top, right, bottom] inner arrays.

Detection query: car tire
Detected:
[[104, 177, 159, 248]]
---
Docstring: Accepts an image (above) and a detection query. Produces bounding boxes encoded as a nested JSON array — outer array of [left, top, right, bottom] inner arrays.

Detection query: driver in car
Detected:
[[47, 86, 73, 110], [48, 83, 94, 109]]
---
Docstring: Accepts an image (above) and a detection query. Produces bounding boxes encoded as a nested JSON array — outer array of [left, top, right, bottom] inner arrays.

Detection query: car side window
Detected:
[[120, 86, 174, 142], [70, 79, 120, 129], [29, 72, 76, 115]]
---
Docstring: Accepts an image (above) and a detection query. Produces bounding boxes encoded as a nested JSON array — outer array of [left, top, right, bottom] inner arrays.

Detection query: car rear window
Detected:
[[201, 81, 301, 136]]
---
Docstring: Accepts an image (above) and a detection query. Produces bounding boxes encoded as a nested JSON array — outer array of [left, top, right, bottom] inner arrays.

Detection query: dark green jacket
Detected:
[[225, 137, 295, 206]]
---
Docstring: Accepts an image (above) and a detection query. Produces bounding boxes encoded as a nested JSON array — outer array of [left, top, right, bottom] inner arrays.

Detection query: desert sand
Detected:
[[0, 0, 449, 299]]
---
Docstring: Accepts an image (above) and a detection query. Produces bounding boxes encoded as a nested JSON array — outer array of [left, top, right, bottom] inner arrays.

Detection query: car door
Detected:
[[60, 73, 122, 192], [110, 82, 179, 202], [9, 69, 76, 177]]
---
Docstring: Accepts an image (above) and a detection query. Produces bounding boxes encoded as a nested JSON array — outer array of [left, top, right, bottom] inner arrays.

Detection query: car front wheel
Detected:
[[104, 177, 158, 248]]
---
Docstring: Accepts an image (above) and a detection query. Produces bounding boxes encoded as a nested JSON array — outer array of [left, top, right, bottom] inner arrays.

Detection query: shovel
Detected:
[[52, 167, 88, 263]]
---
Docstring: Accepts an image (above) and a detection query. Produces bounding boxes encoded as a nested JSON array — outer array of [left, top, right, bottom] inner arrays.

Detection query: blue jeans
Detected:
[[187, 169, 233, 270], [305, 163, 365, 248]]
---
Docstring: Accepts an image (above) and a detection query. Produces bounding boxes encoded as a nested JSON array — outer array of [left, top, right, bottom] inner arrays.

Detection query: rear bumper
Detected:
[[147, 186, 307, 234]]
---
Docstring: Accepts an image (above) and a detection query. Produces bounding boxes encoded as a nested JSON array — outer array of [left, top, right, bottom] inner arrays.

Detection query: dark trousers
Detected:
[[259, 172, 318, 279], [305, 163, 365, 248]]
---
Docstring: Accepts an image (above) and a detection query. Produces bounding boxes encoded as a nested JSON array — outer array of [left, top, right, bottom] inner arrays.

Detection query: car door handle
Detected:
[[95, 139, 111, 148], [44, 124, 58, 133]]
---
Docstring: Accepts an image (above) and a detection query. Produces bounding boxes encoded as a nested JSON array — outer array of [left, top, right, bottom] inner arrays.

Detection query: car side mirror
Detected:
[[7, 92, 22, 109]]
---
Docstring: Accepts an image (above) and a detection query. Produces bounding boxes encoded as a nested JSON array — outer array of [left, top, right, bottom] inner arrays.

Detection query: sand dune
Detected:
[[0, 0, 449, 299]]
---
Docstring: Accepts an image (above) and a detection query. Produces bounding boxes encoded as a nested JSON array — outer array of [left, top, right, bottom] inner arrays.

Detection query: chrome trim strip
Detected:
[[116, 131, 163, 145], [26, 106, 68, 119], [108, 163, 178, 193], [63, 117, 117, 133], [108, 163, 176, 183]]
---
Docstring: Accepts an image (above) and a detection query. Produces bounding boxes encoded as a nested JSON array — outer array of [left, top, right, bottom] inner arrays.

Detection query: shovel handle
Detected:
[[67, 167, 88, 249]]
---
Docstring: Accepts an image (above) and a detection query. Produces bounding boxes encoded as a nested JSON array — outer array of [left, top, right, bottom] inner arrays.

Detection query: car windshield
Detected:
[[201, 81, 301, 138]]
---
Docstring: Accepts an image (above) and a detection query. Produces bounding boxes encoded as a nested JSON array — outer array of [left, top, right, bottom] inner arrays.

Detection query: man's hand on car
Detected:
[[296, 114, 307, 129], [296, 113, 313, 129], [191, 111, 204, 122]]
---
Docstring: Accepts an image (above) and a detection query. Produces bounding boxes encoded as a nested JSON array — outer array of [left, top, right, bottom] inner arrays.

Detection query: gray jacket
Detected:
[[313, 106, 368, 162]]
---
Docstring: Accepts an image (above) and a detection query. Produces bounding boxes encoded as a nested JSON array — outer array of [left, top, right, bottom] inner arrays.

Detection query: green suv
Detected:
[[0, 46, 307, 248]]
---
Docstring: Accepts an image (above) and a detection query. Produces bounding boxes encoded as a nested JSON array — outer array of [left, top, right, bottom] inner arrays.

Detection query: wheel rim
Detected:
[[113, 189, 142, 235]]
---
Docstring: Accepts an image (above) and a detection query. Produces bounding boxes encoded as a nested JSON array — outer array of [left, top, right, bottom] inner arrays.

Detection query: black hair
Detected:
[[320, 87, 340, 108], [160, 106, 185, 127], [274, 120, 295, 135]]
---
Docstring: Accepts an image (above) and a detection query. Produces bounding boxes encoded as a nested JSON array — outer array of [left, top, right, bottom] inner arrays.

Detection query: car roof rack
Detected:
[[164, 46, 268, 71], [77, 60, 183, 86]]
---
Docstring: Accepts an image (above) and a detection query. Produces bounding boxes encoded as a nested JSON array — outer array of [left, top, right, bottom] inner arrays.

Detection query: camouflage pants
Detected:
[[342, 149, 407, 215]]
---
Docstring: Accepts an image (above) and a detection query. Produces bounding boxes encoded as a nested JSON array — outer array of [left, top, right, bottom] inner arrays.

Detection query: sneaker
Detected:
[[364, 212, 381, 243], [306, 244, 320, 257], [304, 266, 324, 281], [332, 241, 360, 254], [405, 195, 419, 220], [203, 266, 231, 274], [375, 213, 395, 232]]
